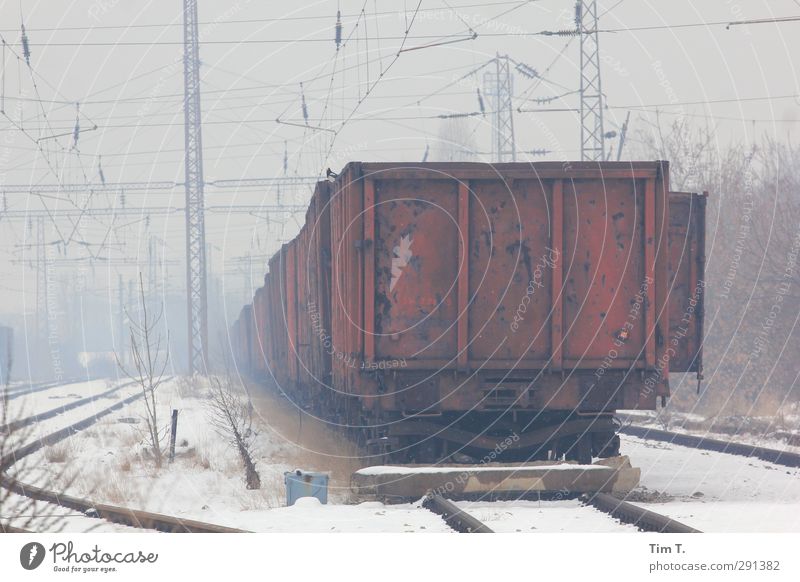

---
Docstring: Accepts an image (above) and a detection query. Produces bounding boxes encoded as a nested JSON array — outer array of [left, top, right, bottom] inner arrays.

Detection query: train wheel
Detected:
[[593, 431, 621, 458], [565, 434, 593, 465]]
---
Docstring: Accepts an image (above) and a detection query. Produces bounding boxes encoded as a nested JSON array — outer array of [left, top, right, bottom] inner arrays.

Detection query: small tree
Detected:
[[208, 375, 261, 490], [117, 274, 170, 468]]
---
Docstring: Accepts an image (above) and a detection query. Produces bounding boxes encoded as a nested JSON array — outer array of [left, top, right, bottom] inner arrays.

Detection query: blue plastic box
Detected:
[[284, 470, 329, 506]]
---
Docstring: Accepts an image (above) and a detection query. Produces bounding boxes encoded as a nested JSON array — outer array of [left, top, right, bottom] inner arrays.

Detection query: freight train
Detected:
[[231, 162, 706, 464]]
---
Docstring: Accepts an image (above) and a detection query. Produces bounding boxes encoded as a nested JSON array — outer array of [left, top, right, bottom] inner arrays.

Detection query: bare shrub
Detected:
[[632, 123, 800, 416], [118, 455, 132, 473], [98, 476, 129, 505], [116, 274, 170, 468], [43, 443, 70, 463], [208, 376, 261, 489]]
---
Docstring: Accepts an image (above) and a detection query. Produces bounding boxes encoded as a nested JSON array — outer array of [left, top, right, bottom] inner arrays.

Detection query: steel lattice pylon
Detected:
[[183, 0, 207, 375], [578, 0, 605, 161], [35, 217, 49, 365], [483, 55, 516, 163]]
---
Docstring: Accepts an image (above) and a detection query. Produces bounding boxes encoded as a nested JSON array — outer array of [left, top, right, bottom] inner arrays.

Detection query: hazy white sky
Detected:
[[0, 0, 799, 313]]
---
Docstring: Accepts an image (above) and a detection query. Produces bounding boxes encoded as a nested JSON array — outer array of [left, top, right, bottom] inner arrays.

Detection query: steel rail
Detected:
[[586, 492, 701, 533], [0, 380, 137, 434], [2, 378, 84, 401], [422, 494, 494, 533], [619, 424, 800, 468]]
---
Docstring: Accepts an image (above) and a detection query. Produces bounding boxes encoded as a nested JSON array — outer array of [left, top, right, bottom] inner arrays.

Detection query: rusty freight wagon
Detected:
[[232, 162, 706, 463]]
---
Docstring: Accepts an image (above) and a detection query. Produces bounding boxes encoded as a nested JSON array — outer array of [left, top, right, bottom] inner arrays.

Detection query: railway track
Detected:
[[585, 493, 701, 533], [423, 495, 494, 533], [1, 377, 84, 401], [420, 491, 699, 534], [619, 424, 800, 468], [0, 380, 138, 434], [1, 378, 246, 534]]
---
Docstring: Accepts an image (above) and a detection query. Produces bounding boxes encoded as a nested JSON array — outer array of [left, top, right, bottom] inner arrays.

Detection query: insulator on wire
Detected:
[[477, 88, 485, 116], [120, 189, 125, 209], [283, 141, 288, 173], [515, 63, 539, 79], [2, 39, 6, 114], [73, 103, 80, 148], [300, 82, 309, 126], [421, 144, 429, 163], [20, 22, 31, 66], [574, 1, 583, 29], [542, 28, 580, 37], [98, 156, 106, 186], [437, 112, 480, 119], [335, 11, 343, 50]]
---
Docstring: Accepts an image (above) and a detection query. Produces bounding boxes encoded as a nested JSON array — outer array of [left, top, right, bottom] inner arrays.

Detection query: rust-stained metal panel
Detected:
[[252, 287, 267, 376], [285, 240, 299, 384], [373, 177, 460, 360], [324, 163, 672, 409], [467, 178, 553, 363], [562, 178, 649, 363]]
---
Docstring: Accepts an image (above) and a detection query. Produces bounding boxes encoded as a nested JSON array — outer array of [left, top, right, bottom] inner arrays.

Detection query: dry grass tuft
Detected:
[[44, 443, 70, 463]]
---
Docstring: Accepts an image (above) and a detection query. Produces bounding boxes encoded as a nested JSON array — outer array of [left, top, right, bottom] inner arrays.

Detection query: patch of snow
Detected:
[[621, 434, 800, 532], [454, 499, 638, 533], [356, 463, 605, 476]]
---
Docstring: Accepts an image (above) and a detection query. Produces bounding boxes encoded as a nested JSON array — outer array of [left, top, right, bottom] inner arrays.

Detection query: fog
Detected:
[[0, 1, 798, 414]]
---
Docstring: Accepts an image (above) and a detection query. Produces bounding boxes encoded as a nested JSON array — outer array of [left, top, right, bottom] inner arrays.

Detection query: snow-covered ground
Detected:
[[200, 497, 452, 533], [5, 375, 799, 533], [2, 378, 141, 448], [621, 434, 800, 532], [6, 376, 451, 532], [455, 499, 638, 533]]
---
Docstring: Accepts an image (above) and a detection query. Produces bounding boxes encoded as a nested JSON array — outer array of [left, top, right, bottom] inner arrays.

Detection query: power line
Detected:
[[0, 1, 532, 33]]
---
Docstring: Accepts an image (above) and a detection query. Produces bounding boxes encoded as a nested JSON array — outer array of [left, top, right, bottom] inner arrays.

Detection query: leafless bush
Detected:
[[633, 121, 800, 416], [207, 376, 261, 489], [43, 443, 71, 463], [116, 273, 170, 468], [655, 410, 673, 431]]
